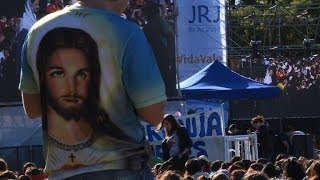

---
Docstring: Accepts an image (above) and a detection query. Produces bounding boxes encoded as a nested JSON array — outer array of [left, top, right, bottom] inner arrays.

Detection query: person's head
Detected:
[[247, 163, 264, 174], [261, 163, 280, 178], [37, 28, 100, 124], [309, 160, 320, 179], [159, 170, 182, 180], [198, 155, 210, 173], [0, 158, 7, 172], [231, 169, 245, 180], [227, 164, 242, 174], [161, 114, 181, 136], [256, 158, 268, 165], [31, 0, 40, 13], [243, 172, 268, 180], [212, 172, 229, 180], [251, 115, 265, 130], [283, 158, 306, 180], [185, 158, 201, 176], [210, 160, 223, 173], [230, 156, 242, 164], [23, 162, 36, 174], [228, 124, 239, 135]]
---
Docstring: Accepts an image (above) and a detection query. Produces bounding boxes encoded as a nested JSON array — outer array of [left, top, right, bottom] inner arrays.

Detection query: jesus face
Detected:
[[45, 48, 91, 120]]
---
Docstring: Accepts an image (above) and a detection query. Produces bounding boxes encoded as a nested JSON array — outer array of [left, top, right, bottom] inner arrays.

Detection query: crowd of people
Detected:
[[0, 159, 46, 180], [262, 56, 320, 95]]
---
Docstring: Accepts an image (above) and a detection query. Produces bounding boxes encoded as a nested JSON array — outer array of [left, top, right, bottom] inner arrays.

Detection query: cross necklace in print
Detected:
[[69, 153, 76, 162]]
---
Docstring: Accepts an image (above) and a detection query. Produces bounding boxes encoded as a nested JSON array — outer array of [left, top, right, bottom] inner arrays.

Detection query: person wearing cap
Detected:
[[160, 114, 192, 171]]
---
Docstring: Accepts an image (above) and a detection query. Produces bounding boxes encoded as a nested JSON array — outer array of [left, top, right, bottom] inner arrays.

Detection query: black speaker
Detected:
[[293, 134, 314, 158], [0, 0, 25, 17]]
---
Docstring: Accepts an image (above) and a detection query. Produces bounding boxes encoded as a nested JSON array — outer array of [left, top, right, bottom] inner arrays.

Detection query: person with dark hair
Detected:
[[251, 115, 273, 160], [308, 160, 320, 180], [160, 114, 192, 171], [19, 0, 166, 179], [22, 162, 36, 175], [283, 158, 306, 180], [209, 160, 223, 178], [244, 172, 268, 180], [142, 3, 176, 97], [0, 158, 7, 172], [231, 169, 245, 180], [227, 124, 240, 135], [261, 163, 280, 179], [185, 158, 209, 179]]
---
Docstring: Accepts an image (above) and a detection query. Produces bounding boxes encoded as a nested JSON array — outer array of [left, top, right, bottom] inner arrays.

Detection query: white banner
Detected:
[[143, 109, 224, 161], [176, 0, 227, 81]]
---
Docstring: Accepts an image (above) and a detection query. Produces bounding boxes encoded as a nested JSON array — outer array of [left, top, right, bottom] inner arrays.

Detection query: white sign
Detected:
[[176, 0, 227, 81], [143, 109, 224, 160]]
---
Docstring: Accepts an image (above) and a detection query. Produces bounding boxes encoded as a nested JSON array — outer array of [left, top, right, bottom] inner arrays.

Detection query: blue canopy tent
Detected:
[[180, 61, 280, 100]]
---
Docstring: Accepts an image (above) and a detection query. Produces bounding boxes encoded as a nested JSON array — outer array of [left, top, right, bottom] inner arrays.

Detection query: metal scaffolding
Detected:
[[226, 3, 320, 59]]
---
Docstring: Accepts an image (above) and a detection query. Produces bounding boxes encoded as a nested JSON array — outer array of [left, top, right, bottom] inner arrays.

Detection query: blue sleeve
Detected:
[[122, 29, 167, 108], [18, 40, 40, 94]]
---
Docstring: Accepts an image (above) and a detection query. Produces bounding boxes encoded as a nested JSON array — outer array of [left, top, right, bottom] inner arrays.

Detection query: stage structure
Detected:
[[226, 3, 320, 59]]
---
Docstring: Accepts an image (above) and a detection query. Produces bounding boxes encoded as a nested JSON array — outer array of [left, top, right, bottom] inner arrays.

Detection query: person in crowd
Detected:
[[159, 114, 192, 171], [16, 0, 40, 76], [198, 155, 211, 173], [251, 115, 273, 160], [261, 163, 280, 179], [283, 158, 306, 180], [46, 0, 64, 13], [184, 158, 209, 179], [19, 0, 166, 179], [25, 167, 46, 180], [231, 169, 245, 180], [227, 124, 241, 135], [158, 170, 183, 180], [308, 160, 320, 180], [278, 125, 295, 156], [22, 162, 36, 175], [142, 3, 175, 97], [243, 172, 268, 180], [209, 160, 223, 178]]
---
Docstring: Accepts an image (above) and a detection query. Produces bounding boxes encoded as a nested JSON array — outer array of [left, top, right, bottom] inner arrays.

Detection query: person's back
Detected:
[[19, 1, 166, 179]]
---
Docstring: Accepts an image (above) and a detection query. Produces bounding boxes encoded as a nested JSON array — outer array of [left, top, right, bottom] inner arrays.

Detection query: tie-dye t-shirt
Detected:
[[19, 3, 166, 179]]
